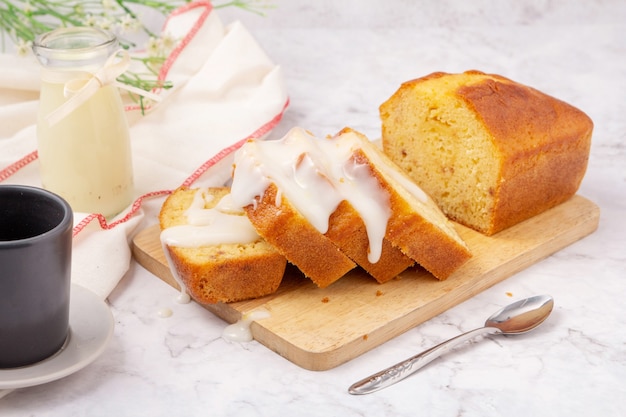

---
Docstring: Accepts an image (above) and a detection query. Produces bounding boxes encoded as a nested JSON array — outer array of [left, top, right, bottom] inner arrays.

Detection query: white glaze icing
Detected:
[[161, 189, 259, 247], [222, 308, 271, 343], [230, 128, 394, 263], [159, 189, 261, 304], [159, 239, 192, 304], [174, 292, 191, 304]]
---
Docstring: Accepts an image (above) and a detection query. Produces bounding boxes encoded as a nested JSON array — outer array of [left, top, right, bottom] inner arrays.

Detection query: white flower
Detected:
[[82, 14, 97, 27], [144, 32, 179, 59], [118, 13, 140, 33], [146, 36, 162, 57], [160, 32, 177, 51], [97, 16, 114, 31], [16, 39, 33, 57]]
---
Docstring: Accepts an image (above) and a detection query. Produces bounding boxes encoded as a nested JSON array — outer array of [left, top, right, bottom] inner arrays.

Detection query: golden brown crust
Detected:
[[159, 187, 286, 304], [383, 191, 472, 279], [165, 243, 285, 304], [326, 200, 414, 284], [380, 70, 593, 235], [244, 183, 356, 288], [457, 74, 593, 233]]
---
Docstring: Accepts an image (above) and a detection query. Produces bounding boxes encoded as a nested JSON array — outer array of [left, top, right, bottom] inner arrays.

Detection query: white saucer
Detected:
[[0, 284, 114, 390]]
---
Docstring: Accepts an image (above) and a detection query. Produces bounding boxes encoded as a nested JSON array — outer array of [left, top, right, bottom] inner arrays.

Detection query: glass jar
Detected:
[[32, 27, 134, 218]]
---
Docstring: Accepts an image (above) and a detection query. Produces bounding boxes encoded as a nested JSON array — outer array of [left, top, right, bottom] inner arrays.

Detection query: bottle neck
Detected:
[[33, 27, 119, 73]]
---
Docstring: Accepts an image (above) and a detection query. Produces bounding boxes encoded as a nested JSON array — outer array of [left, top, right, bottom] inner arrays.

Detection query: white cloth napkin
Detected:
[[0, 4, 288, 299]]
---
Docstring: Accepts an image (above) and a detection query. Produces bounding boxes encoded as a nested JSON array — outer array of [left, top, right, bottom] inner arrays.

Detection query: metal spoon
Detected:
[[349, 294, 554, 395]]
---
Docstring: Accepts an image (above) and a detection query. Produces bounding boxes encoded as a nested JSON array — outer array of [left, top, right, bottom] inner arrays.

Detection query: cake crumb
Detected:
[[505, 292, 513, 297], [362, 334, 369, 341], [321, 297, 330, 303], [376, 290, 384, 297]]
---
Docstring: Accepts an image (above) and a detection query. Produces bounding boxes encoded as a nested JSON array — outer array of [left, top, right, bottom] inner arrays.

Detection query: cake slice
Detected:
[[332, 128, 472, 280], [381, 70, 593, 235], [159, 187, 287, 304], [234, 181, 357, 288]]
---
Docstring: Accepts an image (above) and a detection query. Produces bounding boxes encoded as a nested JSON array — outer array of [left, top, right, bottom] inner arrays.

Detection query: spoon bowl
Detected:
[[485, 294, 554, 334], [349, 294, 554, 395]]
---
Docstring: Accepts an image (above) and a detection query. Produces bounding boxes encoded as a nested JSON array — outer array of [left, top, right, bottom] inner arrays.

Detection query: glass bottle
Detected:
[[32, 27, 134, 218]]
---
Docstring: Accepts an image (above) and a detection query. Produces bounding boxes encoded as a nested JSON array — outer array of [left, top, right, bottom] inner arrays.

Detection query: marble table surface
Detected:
[[2, 1, 625, 416]]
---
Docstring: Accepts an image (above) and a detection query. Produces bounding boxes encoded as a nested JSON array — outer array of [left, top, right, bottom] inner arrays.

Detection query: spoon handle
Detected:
[[349, 326, 501, 395]]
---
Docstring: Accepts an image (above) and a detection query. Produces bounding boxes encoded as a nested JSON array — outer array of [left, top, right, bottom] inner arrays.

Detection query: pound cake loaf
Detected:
[[159, 187, 287, 304], [380, 70, 593, 235], [230, 127, 471, 283]]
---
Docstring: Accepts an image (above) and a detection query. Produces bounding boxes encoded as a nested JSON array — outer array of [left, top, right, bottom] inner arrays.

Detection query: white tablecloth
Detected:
[[0, 2, 288, 298]]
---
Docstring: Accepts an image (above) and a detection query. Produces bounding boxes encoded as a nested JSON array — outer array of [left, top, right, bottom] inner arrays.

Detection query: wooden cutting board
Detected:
[[132, 195, 599, 371]]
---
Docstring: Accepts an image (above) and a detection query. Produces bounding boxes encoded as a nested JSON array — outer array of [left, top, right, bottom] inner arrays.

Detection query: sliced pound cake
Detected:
[[159, 187, 286, 303], [230, 127, 471, 283]]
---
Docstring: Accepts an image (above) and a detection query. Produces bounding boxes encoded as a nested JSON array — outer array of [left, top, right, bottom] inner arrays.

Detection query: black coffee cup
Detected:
[[0, 185, 73, 368]]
